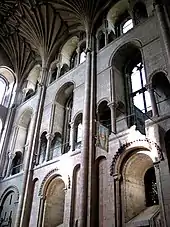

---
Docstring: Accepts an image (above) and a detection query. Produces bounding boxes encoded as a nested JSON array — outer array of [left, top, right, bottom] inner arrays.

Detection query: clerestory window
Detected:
[[130, 63, 151, 113], [122, 18, 133, 34]]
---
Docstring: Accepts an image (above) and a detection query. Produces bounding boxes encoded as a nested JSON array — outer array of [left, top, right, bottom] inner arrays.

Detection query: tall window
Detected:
[[130, 63, 151, 113]]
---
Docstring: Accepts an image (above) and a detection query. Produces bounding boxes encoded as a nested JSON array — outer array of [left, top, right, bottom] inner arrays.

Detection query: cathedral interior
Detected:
[[0, 0, 170, 226]]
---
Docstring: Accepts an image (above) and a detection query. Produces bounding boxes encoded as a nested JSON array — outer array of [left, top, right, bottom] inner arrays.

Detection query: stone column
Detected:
[[0, 105, 17, 177], [35, 138, 41, 165], [146, 83, 159, 117], [37, 195, 46, 227], [104, 19, 108, 45], [77, 45, 81, 66], [113, 173, 122, 227], [45, 133, 54, 161], [15, 67, 48, 227], [79, 38, 92, 227], [6, 152, 15, 177], [108, 102, 117, 134], [69, 122, 75, 151], [154, 0, 170, 67], [154, 161, 167, 227]]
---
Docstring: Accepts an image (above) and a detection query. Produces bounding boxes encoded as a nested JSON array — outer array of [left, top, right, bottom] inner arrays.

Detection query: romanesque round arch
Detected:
[[110, 138, 163, 176], [0, 185, 19, 204], [108, 39, 143, 67]]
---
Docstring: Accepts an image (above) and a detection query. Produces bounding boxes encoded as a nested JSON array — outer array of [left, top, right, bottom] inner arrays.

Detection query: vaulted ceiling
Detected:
[[0, 0, 113, 82]]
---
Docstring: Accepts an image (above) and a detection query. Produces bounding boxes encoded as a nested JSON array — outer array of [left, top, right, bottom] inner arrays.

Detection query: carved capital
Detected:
[[85, 47, 92, 54], [113, 173, 122, 181], [153, 159, 160, 169], [145, 83, 153, 91], [8, 152, 15, 160], [108, 101, 117, 108], [45, 133, 54, 141]]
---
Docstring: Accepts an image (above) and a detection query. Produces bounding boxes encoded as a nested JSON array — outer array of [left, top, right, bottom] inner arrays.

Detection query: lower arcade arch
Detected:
[[114, 149, 160, 226], [41, 176, 66, 227], [0, 186, 19, 227]]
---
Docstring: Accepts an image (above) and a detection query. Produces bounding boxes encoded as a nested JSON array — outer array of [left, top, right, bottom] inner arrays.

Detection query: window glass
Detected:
[[133, 93, 145, 111], [131, 67, 142, 92], [123, 19, 133, 34], [131, 63, 151, 113]]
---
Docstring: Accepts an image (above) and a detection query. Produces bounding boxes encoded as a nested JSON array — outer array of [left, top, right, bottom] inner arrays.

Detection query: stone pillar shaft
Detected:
[[149, 87, 159, 117], [79, 40, 92, 227], [154, 1, 170, 67], [15, 67, 48, 227], [108, 102, 117, 134], [45, 133, 54, 161], [37, 196, 46, 227]]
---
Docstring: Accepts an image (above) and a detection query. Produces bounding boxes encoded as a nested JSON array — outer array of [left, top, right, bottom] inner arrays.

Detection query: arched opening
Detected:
[[22, 65, 41, 102], [79, 42, 86, 64], [98, 101, 111, 133], [98, 30, 105, 50], [13, 109, 32, 170], [39, 131, 47, 164], [74, 113, 83, 150], [121, 151, 159, 225], [133, 2, 148, 25], [107, 0, 133, 38], [0, 190, 18, 226], [112, 43, 151, 134], [108, 30, 115, 44], [0, 67, 16, 108], [24, 89, 34, 101], [50, 67, 58, 84], [144, 167, 159, 207], [43, 178, 65, 227], [59, 64, 69, 77], [164, 129, 170, 170], [55, 82, 74, 154], [60, 36, 79, 72], [70, 50, 78, 69], [49, 132, 62, 160], [152, 72, 170, 115], [11, 151, 23, 175]]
